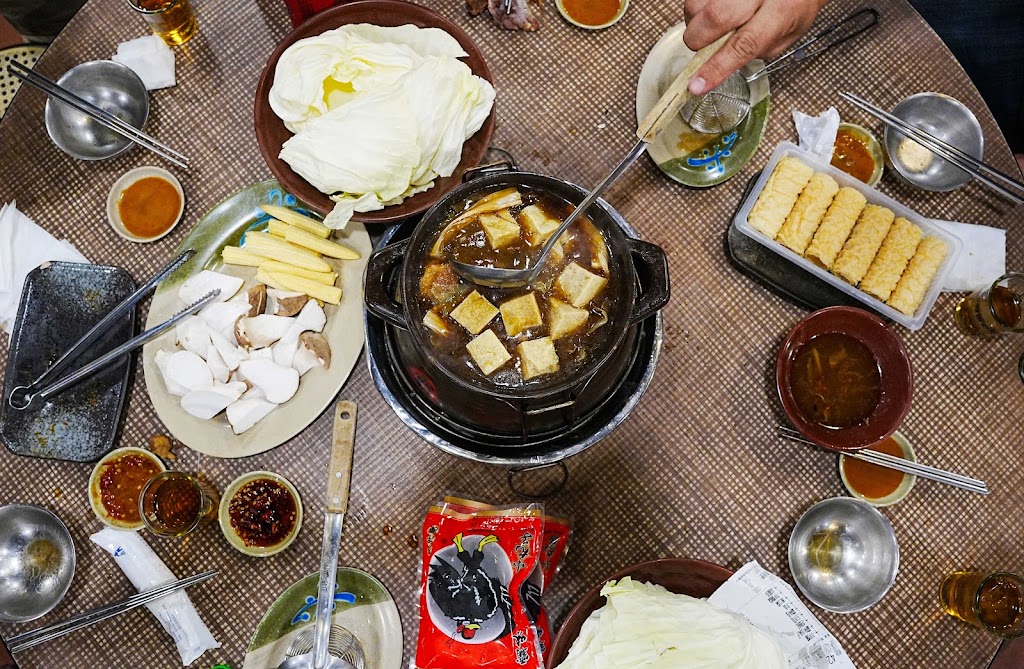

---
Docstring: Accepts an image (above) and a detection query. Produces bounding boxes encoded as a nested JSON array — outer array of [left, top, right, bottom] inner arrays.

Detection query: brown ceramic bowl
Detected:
[[253, 0, 496, 222], [548, 558, 732, 665], [777, 306, 913, 452]]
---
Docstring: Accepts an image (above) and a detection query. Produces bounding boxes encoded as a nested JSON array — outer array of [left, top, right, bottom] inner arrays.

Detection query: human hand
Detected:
[[683, 0, 828, 95]]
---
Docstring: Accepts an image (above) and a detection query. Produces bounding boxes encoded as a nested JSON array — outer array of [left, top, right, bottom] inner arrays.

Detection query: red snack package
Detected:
[[416, 499, 544, 669]]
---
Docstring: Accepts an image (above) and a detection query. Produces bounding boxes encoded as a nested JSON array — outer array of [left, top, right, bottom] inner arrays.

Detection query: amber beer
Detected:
[[129, 0, 198, 46], [139, 471, 218, 537], [954, 273, 1024, 337], [940, 571, 1024, 638]]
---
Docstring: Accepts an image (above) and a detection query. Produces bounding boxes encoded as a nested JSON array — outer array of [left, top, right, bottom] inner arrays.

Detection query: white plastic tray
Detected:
[[734, 142, 962, 331]]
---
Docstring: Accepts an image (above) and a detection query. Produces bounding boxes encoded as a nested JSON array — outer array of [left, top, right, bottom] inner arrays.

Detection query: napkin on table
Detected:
[[112, 34, 176, 90], [930, 219, 1006, 292], [793, 107, 841, 161], [0, 201, 88, 339]]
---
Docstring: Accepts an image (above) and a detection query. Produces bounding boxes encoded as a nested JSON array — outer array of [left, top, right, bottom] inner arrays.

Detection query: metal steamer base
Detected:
[[364, 217, 664, 469]]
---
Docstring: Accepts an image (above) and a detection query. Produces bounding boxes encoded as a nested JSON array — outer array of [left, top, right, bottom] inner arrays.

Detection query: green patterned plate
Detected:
[[141, 180, 372, 458], [244, 567, 402, 669], [636, 22, 770, 187]]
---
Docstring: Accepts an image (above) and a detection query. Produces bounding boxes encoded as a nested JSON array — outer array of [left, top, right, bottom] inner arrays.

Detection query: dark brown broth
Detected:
[[418, 187, 613, 387], [791, 333, 881, 428]]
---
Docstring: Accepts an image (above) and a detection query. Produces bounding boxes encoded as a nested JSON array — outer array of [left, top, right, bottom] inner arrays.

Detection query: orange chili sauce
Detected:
[[561, 0, 622, 26], [830, 128, 876, 183], [98, 453, 163, 523], [842, 436, 906, 499], [117, 176, 181, 239]]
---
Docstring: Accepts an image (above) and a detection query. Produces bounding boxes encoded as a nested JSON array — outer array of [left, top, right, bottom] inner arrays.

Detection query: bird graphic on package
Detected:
[[428, 533, 513, 640]]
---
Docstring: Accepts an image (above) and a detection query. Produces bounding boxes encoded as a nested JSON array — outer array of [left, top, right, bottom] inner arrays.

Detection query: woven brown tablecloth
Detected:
[[1, 0, 1022, 667]]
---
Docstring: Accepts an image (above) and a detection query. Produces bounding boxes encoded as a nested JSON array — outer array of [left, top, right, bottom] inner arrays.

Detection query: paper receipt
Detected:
[[708, 561, 856, 669]]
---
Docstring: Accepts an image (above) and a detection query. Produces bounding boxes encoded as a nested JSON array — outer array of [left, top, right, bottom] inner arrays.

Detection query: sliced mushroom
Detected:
[[178, 270, 244, 305], [154, 349, 189, 396], [163, 350, 213, 394], [294, 300, 327, 333], [236, 359, 299, 404], [271, 300, 329, 367], [298, 332, 331, 371], [175, 316, 213, 358], [247, 284, 267, 317], [234, 314, 293, 349], [267, 289, 309, 317], [205, 344, 230, 384], [181, 381, 246, 420], [226, 396, 277, 434], [199, 299, 252, 339], [209, 329, 247, 371]]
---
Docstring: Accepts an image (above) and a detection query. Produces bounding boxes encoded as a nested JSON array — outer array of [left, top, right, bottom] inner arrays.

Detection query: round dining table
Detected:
[[1, 0, 1022, 667]]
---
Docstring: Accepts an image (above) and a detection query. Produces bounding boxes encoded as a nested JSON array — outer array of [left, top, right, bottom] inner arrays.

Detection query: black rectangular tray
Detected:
[[0, 262, 136, 461]]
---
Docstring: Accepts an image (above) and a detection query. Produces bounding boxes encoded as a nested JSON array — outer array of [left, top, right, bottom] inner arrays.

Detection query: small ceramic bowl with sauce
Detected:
[[89, 447, 167, 530], [776, 306, 913, 451], [831, 123, 883, 188], [106, 166, 185, 243], [556, 0, 628, 30], [219, 471, 302, 557], [839, 432, 916, 507]]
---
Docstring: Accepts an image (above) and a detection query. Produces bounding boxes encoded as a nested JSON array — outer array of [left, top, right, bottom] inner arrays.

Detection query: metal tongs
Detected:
[[7, 250, 215, 411]]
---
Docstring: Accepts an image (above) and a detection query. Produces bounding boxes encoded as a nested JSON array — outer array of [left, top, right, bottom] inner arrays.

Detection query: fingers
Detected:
[[683, 0, 754, 52], [682, 0, 713, 24]]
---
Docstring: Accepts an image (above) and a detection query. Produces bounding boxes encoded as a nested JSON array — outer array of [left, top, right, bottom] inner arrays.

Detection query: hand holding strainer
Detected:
[[681, 7, 880, 135]]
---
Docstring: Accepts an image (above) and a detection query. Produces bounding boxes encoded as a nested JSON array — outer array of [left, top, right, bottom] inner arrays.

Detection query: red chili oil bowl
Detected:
[[219, 471, 302, 557], [89, 447, 167, 529]]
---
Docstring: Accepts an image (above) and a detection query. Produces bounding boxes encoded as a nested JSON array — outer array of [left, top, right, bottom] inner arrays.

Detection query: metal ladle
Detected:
[[449, 32, 734, 289], [278, 402, 359, 669], [681, 7, 880, 135]]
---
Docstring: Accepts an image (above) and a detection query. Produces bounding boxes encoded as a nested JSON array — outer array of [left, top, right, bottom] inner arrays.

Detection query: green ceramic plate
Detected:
[[636, 22, 770, 187], [243, 567, 402, 669], [141, 180, 372, 458]]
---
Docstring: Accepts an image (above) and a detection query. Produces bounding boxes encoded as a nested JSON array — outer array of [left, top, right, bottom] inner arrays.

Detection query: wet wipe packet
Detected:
[[415, 497, 545, 668], [428, 497, 573, 665]]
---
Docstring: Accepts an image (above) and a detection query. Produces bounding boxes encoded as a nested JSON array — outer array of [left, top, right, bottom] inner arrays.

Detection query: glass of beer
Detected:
[[139, 471, 218, 537], [954, 273, 1024, 337], [126, 0, 198, 46], [939, 570, 1024, 638]]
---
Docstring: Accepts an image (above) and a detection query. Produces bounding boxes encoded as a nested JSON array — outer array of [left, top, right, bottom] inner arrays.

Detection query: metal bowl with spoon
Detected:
[[279, 401, 362, 669]]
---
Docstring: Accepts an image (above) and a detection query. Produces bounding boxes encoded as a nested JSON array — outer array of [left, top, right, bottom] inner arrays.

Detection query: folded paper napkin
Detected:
[[0, 201, 88, 339], [793, 106, 841, 161], [931, 219, 1006, 292], [112, 35, 176, 90]]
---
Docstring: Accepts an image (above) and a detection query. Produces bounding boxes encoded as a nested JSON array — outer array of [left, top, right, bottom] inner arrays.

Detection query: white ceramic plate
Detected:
[[141, 181, 370, 458]]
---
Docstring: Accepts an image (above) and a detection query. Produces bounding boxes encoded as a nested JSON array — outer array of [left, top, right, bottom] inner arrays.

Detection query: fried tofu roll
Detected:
[[860, 217, 923, 302], [832, 205, 896, 285], [748, 156, 815, 238], [805, 187, 868, 269], [776, 172, 840, 254], [888, 236, 947, 316]]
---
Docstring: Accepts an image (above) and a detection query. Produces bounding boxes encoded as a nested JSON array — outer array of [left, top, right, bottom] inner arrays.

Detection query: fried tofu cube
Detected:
[[422, 309, 450, 335], [556, 262, 608, 308], [479, 213, 521, 249], [549, 298, 589, 340], [499, 293, 543, 337], [467, 329, 512, 375], [450, 290, 499, 335], [518, 337, 560, 380], [519, 205, 561, 246], [496, 209, 517, 225]]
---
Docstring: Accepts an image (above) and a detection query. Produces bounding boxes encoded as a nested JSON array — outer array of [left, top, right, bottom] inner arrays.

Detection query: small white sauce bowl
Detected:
[[106, 166, 184, 243], [839, 432, 916, 507]]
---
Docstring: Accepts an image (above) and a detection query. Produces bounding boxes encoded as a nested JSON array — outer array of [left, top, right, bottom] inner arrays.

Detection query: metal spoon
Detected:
[[449, 33, 733, 289], [278, 401, 358, 669]]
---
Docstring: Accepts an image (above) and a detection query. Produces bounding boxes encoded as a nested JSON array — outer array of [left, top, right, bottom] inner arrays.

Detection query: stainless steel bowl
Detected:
[[884, 92, 983, 192], [788, 497, 899, 613], [44, 60, 149, 161], [0, 504, 77, 623]]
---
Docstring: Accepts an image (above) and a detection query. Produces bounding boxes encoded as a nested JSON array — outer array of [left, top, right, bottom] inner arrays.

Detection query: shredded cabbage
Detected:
[[556, 578, 787, 669], [269, 24, 496, 229]]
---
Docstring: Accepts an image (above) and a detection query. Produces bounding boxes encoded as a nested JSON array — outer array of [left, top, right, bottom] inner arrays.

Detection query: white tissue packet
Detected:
[[793, 107, 841, 161], [112, 35, 176, 90], [930, 219, 1007, 292], [90, 528, 219, 666]]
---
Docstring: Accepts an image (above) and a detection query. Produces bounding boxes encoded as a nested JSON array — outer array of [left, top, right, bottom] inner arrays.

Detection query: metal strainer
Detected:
[[681, 7, 880, 135]]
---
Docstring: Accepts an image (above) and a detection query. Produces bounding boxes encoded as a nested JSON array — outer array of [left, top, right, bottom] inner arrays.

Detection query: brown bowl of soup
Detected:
[[776, 306, 913, 451]]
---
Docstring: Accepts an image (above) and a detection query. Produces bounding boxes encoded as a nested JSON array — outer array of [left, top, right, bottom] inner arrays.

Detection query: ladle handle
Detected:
[[327, 401, 356, 515], [636, 32, 733, 142]]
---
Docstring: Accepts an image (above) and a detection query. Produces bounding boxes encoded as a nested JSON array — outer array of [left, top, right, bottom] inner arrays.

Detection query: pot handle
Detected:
[[627, 238, 671, 325], [462, 160, 515, 182], [364, 239, 410, 330]]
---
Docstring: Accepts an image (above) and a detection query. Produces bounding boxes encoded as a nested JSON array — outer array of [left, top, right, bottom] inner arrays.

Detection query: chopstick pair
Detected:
[[840, 91, 1024, 205], [5, 570, 217, 654], [7, 60, 189, 170], [776, 424, 989, 495]]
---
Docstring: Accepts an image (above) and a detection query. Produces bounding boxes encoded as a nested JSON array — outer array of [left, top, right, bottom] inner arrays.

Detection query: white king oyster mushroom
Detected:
[[226, 396, 277, 434], [272, 300, 327, 367], [199, 299, 252, 339], [178, 270, 244, 305], [175, 316, 213, 358], [205, 344, 230, 384], [181, 381, 247, 420], [235, 314, 294, 349], [209, 329, 247, 371], [235, 359, 299, 404], [162, 350, 213, 394], [154, 349, 189, 396]]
